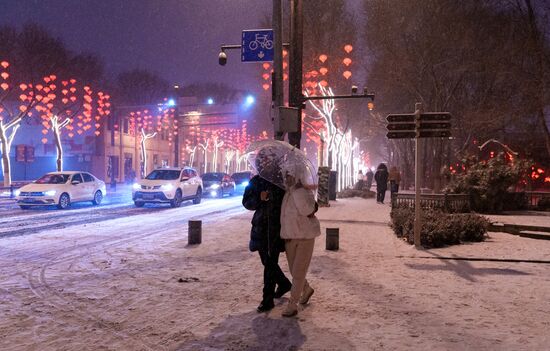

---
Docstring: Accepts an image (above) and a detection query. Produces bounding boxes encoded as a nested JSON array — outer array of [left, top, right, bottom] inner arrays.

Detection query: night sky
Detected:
[[0, 0, 297, 90]]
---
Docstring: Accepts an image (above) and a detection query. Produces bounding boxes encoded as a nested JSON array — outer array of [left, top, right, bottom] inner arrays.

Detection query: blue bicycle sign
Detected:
[[242, 29, 274, 62]]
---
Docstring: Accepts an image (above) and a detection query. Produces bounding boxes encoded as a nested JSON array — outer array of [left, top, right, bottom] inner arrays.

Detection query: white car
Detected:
[[16, 171, 106, 210], [132, 167, 203, 207]]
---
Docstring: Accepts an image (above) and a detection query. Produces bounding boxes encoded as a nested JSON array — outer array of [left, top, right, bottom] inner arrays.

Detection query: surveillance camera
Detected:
[[351, 85, 358, 94], [218, 51, 227, 66]]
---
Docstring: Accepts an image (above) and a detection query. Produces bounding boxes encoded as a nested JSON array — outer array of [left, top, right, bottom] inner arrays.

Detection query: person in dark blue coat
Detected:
[[374, 163, 389, 203], [243, 173, 292, 312]]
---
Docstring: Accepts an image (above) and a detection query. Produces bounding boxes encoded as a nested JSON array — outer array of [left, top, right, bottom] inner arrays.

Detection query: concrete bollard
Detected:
[[326, 228, 339, 251], [188, 220, 202, 245]]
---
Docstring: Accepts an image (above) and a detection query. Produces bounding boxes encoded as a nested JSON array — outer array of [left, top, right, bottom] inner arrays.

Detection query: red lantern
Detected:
[[0, 83, 8, 90], [344, 44, 353, 53], [319, 67, 328, 75], [343, 58, 352, 66], [0, 61, 9, 68], [319, 54, 328, 63], [343, 71, 352, 79]]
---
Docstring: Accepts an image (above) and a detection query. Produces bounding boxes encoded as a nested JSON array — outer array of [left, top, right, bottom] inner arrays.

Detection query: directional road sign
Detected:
[[386, 130, 452, 139], [386, 111, 452, 138], [241, 29, 274, 62], [386, 131, 416, 139], [386, 112, 451, 123], [386, 114, 414, 123]]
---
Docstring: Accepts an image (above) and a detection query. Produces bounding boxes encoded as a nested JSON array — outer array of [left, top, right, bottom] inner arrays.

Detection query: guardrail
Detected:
[[525, 191, 550, 210], [391, 193, 470, 213]]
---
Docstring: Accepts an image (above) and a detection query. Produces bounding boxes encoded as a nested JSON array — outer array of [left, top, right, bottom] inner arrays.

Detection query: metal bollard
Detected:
[[326, 228, 339, 251], [188, 220, 202, 245]]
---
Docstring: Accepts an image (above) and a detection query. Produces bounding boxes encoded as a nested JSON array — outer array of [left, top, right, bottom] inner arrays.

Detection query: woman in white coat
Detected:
[[280, 165, 321, 317]]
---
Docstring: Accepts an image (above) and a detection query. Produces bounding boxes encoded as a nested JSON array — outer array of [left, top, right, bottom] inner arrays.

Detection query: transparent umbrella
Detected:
[[246, 140, 317, 190]]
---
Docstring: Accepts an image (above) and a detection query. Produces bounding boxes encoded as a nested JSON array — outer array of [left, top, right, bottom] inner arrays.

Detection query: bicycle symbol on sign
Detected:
[[249, 34, 273, 51]]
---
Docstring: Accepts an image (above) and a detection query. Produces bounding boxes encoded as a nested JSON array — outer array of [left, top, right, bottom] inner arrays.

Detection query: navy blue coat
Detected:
[[242, 175, 286, 255], [375, 169, 389, 191]]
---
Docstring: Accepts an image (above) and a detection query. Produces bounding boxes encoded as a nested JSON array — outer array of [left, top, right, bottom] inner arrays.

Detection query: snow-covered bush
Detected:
[[337, 188, 376, 199], [390, 207, 489, 248]]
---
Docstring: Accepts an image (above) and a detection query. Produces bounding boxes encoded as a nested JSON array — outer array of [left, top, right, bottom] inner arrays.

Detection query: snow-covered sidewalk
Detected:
[[1, 198, 549, 350]]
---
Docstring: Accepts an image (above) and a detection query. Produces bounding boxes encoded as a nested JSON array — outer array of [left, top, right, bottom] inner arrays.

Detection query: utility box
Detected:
[[274, 106, 300, 133]]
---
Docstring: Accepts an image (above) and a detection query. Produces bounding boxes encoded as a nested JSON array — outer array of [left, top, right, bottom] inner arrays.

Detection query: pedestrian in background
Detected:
[[280, 164, 320, 317], [365, 168, 374, 191], [389, 166, 401, 198], [355, 170, 364, 190], [242, 153, 292, 313], [374, 163, 389, 204]]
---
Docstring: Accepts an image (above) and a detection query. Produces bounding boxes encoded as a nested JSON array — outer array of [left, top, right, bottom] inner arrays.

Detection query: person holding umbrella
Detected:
[[243, 147, 292, 313], [280, 161, 320, 317]]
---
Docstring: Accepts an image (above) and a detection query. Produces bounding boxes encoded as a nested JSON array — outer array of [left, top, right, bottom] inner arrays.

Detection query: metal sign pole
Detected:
[[414, 102, 422, 248], [272, 0, 284, 141]]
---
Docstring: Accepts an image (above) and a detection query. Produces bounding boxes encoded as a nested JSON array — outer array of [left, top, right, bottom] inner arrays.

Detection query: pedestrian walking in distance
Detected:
[[365, 168, 374, 191], [374, 163, 389, 204], [243, 152, 292, 313], [389, 166, 401, 198], [280, 164, 321, 317], [355, 170, 364, 190]]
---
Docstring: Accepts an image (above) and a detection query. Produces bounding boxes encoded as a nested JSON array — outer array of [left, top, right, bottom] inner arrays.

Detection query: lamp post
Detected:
[[173, 84, 180, 167]]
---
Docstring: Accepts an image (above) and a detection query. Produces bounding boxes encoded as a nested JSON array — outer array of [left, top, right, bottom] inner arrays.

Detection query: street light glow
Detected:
[[243, 95, 255, 108], [167, 99, 176, 107], [207, 98, 214, 105]]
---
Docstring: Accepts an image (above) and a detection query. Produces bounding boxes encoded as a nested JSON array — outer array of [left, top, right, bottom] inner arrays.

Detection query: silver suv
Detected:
[[132, 167, 202, 207]]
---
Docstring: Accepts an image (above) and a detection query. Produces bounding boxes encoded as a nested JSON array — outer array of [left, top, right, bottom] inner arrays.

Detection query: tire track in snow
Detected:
[[22, 203, 245, 350]]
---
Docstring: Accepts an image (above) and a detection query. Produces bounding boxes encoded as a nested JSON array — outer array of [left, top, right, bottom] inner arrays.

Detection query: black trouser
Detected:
[[390, 180, 399, 197], [258, 250, 290, 302], [377, 187, 387, 203]]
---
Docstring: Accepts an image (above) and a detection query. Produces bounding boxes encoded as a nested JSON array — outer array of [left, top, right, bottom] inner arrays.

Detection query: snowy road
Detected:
[[1, 194, 248, 350], [0, 187, 241, 239]]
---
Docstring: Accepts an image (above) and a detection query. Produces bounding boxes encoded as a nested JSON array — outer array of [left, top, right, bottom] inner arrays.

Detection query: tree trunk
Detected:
[[537, 108, 550, 159], [53, 127, 63, 172], [0, 130, 11, 187], [524, 0, 550, 160], [140, 137, 147, 177]]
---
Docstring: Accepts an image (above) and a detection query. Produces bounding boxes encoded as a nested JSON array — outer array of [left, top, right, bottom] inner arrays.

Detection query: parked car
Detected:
[[202, 172, 236, 198], [231, 171, 253, 194], [16, 171, 106, 210], [132, 167, 202, 207]]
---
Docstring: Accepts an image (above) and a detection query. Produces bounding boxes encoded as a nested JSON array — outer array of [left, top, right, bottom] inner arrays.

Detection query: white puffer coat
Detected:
[[280, 186, 321, 240]]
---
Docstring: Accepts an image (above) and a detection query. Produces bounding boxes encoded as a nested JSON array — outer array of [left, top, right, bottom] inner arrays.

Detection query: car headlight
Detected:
[[133, 183, 141, 190], [161, 184, 174, 191], [45, 190, 56, 196], [242, 181, 249, 187], [14, 189, 21, 196], [210, 191, 217, 197], [211, 183, 220, 189]]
